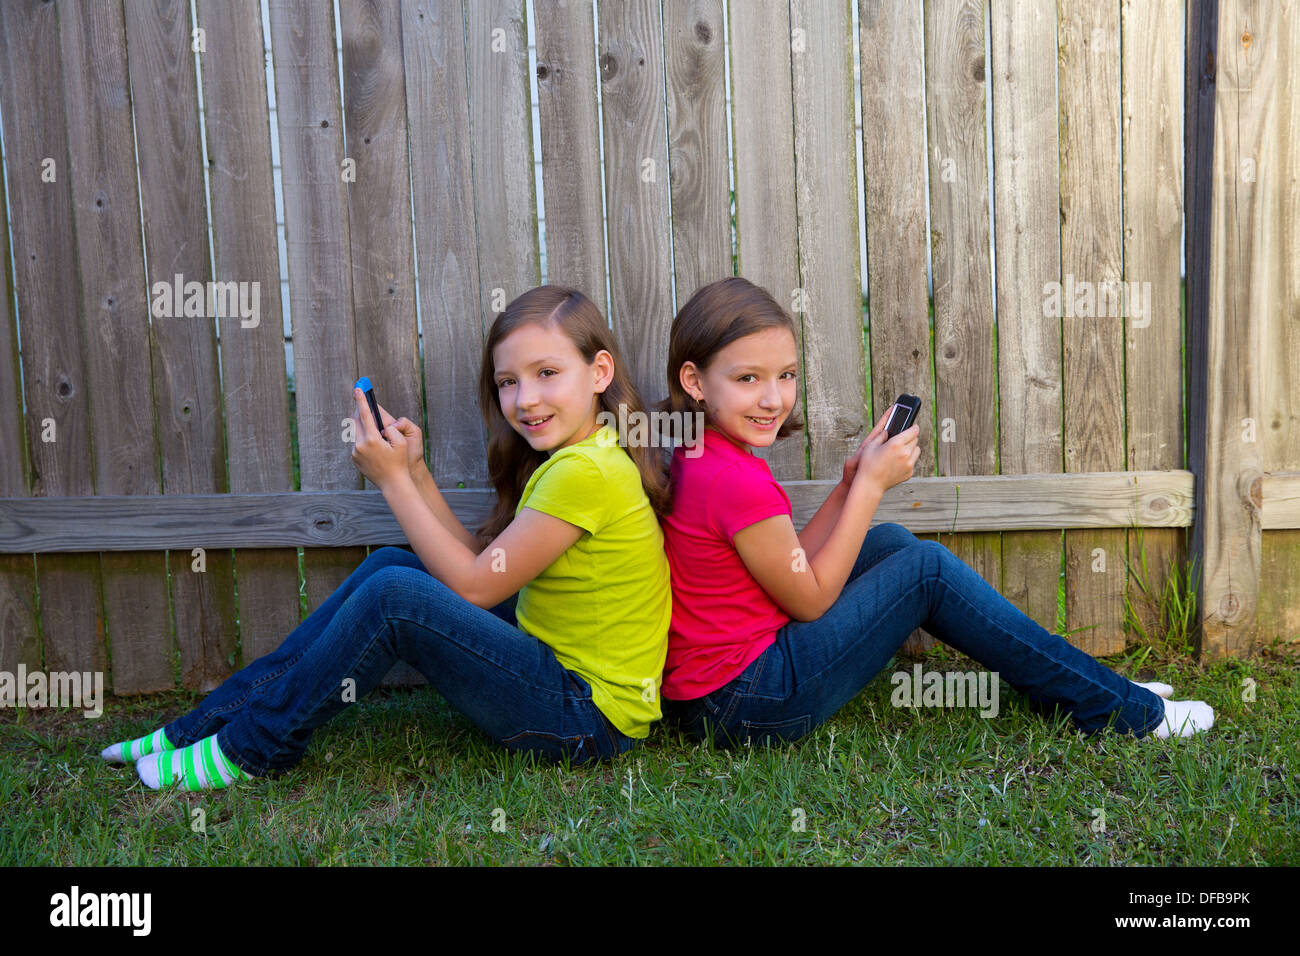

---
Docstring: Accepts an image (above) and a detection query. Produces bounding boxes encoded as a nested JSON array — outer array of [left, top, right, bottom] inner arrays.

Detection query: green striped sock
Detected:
[[135, 733, 254, 791], [100, 728, 175, 764]]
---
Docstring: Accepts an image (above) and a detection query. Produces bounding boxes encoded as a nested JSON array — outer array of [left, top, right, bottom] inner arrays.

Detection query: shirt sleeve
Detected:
[[707, 462, 792, 542], [519, 451, 608, 535]]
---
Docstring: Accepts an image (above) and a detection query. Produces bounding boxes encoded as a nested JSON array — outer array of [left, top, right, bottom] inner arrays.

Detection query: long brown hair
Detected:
[[659, 277, 805, 510], [476, 286, 671, 543]]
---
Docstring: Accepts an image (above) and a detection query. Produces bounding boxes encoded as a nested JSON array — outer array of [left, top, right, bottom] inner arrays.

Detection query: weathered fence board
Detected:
[[926, 0, 1002, 653], [0, 2, 41, 681], [1198, 0, 1284, 657], [992, 0, 1064, 641], [790, 0, 863, 479], [195, 0, 300, 670], [1251, 0, 1300, 653], [267, 0, 367, 627], [401, 0, 489, 488], [1122, 0, 1187, 648], [61, 0, 172, 692], [664, 0, 730, 324], [731, 0, 805, 482], [598, 0, 674, 406], [342, 0, 423, 686], [860, 0, 936, 652], [1184, 0, 1219, 656], [125, 0, 238, 691], [467, 1, 538, 333], [1059, 0, 1127, 656], [534, 0, 609, 318]]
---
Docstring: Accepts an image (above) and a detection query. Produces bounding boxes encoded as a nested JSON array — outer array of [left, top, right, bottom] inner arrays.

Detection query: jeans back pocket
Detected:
[[738, 713, 812, 747], [501, 728, 604, 764]]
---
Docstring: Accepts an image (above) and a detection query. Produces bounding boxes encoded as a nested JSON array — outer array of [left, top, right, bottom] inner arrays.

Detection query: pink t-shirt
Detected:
[[660, 426, 793, 699]]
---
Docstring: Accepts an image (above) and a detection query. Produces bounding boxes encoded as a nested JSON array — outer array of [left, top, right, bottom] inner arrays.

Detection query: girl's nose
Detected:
[[515, 380, 539, 410]]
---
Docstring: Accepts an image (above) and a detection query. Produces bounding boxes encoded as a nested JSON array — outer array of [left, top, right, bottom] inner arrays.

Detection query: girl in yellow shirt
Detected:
[[102, 287, 671, 790]]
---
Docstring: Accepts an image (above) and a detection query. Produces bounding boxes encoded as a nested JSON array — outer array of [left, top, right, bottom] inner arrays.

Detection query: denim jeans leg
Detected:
[[903, 539, 1165, 735], [165, 546, 427, 747], [213, 565, 631, 775], [706, 536, 1165, 743], [847, 521, 925, 583]]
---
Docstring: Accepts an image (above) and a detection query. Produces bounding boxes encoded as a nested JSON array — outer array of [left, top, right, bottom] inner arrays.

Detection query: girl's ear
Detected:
[[592, 348, 615, 393], [679, 360, 704, 403]]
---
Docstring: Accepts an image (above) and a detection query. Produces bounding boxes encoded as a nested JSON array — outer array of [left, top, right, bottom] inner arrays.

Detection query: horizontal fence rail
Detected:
[[0, 469, 1255, 550], [9, 467, 1300, 548]]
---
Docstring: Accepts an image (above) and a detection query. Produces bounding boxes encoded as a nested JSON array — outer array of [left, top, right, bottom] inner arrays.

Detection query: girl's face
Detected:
[[680, 326, 798, 449], [492, 321, 613, 456]]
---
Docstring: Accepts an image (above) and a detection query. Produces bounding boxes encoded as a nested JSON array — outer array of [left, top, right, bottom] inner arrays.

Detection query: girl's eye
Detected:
[[782, 370, 797, 380], [738, 374, 755, 383], [539, 368, 556, 377], [496, 378, 514, 388]]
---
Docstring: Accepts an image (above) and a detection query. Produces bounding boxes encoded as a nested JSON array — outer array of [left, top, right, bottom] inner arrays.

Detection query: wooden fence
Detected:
[[0, 0, 1296, 697]]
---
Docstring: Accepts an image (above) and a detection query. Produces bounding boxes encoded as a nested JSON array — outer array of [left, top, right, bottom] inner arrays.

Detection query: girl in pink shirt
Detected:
[[658, 277, 1213, 744]]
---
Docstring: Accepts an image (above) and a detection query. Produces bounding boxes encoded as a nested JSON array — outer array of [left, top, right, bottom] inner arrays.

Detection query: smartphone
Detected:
[[354, 376, 386, 439], [885, 394, 921, 439]]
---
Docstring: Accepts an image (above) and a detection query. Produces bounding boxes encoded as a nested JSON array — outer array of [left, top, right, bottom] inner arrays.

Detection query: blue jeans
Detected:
[[661, 523, 1166, 746], [164, 547, 637, 774]]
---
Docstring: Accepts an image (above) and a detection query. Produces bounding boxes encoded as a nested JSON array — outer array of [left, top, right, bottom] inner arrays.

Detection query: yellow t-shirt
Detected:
[[514, 423, 670, 738]]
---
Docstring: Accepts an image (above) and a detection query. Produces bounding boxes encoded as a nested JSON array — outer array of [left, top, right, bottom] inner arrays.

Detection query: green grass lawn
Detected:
[[2, 635, 1295, 866]]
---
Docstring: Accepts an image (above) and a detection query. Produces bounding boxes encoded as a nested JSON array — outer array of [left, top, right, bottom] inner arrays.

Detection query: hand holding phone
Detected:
[[854, 393, 922, 492], [354, 376, 430, 480]]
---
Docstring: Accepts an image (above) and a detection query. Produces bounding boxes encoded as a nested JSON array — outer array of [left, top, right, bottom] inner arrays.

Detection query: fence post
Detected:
[[1185, 0, 1262, 660]]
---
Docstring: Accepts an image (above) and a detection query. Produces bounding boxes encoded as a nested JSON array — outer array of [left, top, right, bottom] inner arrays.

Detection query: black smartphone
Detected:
[[885, 394, 921, 439], [354, 376, 386, 439]]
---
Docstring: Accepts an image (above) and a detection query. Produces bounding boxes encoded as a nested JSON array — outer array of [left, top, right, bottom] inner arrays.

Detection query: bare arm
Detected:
[[735, 418, 919, 621], [795, 480, 849, 560], [409, 461, 483, 553], [357, 392, 584, 607], [733, 473, 885, 622], [795, 407, 893, 559]]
